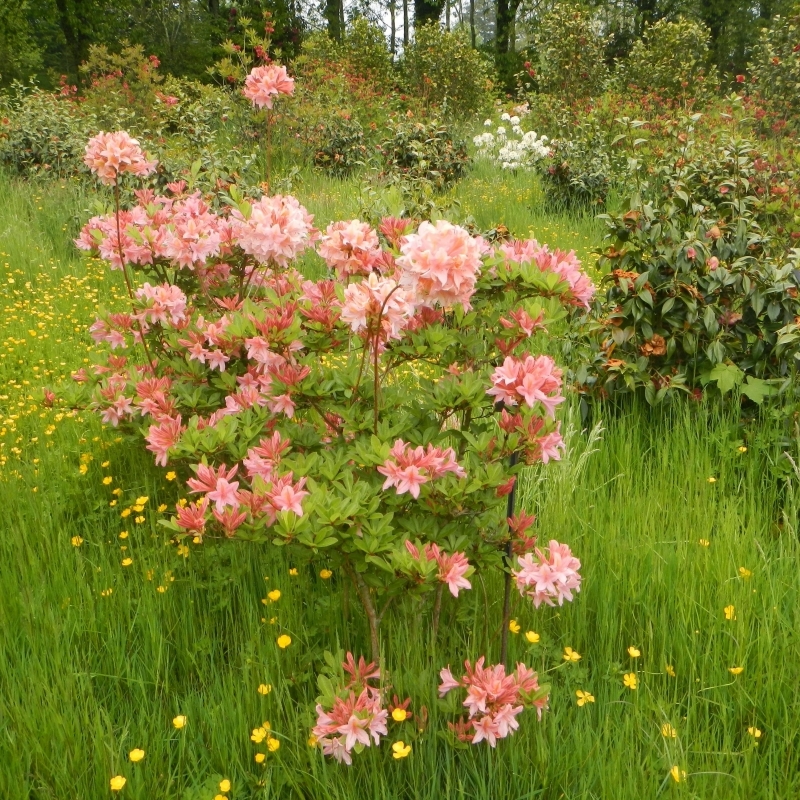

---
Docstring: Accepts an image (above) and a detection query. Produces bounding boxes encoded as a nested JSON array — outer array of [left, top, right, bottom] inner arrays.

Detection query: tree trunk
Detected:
[[495, 0, 520, 56], [446, 0, 450, 30], [53, 0, 82, 81], [325, 0, 342, 40], [390, 0, 397, 54], [469, 0, 475, 47], [403, 0, 409, 47]]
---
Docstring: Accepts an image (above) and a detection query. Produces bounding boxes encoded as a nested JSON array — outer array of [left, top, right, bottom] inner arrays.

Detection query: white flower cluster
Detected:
[[474, 115, 550, 171]]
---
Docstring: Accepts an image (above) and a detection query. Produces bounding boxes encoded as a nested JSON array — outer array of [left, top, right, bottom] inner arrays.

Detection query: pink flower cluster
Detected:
[[500, 239, 595, 309], [487, 354, 564, 416], [230, 195, 316, 267], [498, 410, 565, 465], [135, 282, 188, 327], [183, 459, 309, 536], [513, 540, 582, 608], [439, 658, 548, 746], [243, 64, 295, 109], [378, 440, 466, 499], [397, 220, 483, 310], [84, 131, 158, 184], [340, 273, 415, 343], [312, 654, 388, 765], [318, 220, 382, 278], [404, 540, 473, 597]]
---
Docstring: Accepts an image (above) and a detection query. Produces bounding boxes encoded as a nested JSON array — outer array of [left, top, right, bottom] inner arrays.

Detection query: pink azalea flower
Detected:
[[145, 414, 183, 467], [513, 540, 582, 608], [207, 476, 240, 514], [318, 219, 382, 278], [243, 64, 295, 109], [84, 130, 157, 184]]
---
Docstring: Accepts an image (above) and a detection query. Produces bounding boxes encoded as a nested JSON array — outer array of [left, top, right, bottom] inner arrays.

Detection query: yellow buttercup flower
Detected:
[[121, 558, 133, 567], [748, 726, 762, 739], [392, 741, 412, 759], [670, 766, 686, 783], [623, 672, 637, 690], [267, 589, 281, 602], [251, 727, 267, 743], [166, 471, 176, 481], [661, 723, 677, 738], [392, 708, 409, 722], [71, 536, 83, 547], [524, 631, 540, 644], [267, 737, 280, 752], [575, 690, 594, 706], [277, 634, 291, 649], [254, 753, 265, 764], [173, 715, 187, 729], [219, 779, 231, 793], [738, 445, 747, 453], [319, 568, 333, 579], [103, 476, 113, 485], [258, 683, 272, 695], [698, 538, 710, 547], [135, 496, 148, 505], [110, 775, 126, 791], [214, 795, 227, 800], [739, 567, 752, 579], [129, 748, 145, 762], [729, 666, 744, 675], [288, 568, 298, 576], [563, 646, 581, 662], [307, 735, 318, 747], [707, 476, 717, 483], [119, 531, 128, 539], [627, 646, 640, 658], [508, 619, 520, 634], [665, 664, 676, 677], [724, 604, 736, 620]]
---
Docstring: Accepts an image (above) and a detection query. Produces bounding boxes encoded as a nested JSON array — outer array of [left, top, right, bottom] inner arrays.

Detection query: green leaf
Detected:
[[709, 363, 744, 395]]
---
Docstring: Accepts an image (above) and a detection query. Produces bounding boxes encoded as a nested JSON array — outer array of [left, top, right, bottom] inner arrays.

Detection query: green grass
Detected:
[[0, 170, 798, 799]]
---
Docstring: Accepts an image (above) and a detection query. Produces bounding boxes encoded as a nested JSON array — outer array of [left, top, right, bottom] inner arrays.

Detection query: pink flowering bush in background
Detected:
[[72, 121, 592, 758]]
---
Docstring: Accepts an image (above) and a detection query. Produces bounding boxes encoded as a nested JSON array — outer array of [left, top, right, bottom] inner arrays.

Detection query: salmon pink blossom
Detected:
[[488, 354, 564, 416], [243, 64, 295, 109], [318, 220, 382, 277], [397, 220, 482, 310], [513, 539, 582, 608], [84, 131, 157, 184], [378, 440, 466, 499]]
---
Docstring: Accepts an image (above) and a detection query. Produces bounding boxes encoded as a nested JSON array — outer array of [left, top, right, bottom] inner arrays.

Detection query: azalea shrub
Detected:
[[69, 85, 591, 755]]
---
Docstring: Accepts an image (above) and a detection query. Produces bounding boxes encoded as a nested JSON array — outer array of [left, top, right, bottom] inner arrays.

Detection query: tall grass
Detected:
[[0, 173, 798, 799]]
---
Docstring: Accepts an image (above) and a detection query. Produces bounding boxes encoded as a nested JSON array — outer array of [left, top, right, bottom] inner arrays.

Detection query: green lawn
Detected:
[[0, 170, 798, 799]]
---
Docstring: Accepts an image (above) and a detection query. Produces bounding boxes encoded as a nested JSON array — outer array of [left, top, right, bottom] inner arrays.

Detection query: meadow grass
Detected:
[[0, 171, 798, 799]]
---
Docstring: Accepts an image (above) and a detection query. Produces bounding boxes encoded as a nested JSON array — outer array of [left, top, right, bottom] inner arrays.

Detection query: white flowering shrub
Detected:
[[473, 112, 551, 171]]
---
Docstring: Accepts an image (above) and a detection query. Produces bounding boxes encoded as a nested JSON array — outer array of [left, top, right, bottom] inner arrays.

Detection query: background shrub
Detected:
[[749, 7, 800, 120]]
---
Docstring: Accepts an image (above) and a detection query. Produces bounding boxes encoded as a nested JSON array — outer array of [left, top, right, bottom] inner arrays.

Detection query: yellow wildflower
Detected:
[[267, 589, 281, 602], [277, 634, 292, 649], [627, 646, 641, 658], [251, 727, 267, 743], [563, 647, 581, 662], [320, 568, 333, 579], [748, 726, 762, 739], [219, 780, 231, 793], [508, 619, 520, 634], [166, 471, 176, 481], [173, 715, 187, 729], [119, 531, 128, 539], [121, 558, 133, 567], [665, 664, 676, 677], [289, 568, 298, 576], [254, 753, 265, 764], [724, 604, 736, 621], [729, 666, 744, 675], [267, 737, 280, 752], [670, 766, 686, 783], [109, 775, 126, 792], [71, 536, 83, 547], [661, 723, 677, 738], [698, 538, 710, 547], [524, 631, 540, 644], [392, 741, 412, 759], [575, 690, 594, 707], [392, 708, 409, 722], [129, 748, 145, 762], [623, 672, 637, 690], [739, 567, 752, 579], [258, 683, 272, 695], [103, 476, 113, 485]]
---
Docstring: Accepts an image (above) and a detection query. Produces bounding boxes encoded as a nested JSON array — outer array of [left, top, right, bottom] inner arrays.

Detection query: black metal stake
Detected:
[[499, 451, 519, 667]]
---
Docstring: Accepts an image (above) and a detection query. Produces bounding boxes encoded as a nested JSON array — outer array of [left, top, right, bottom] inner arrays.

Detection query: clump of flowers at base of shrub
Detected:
[[473, 113, 550, 172]]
